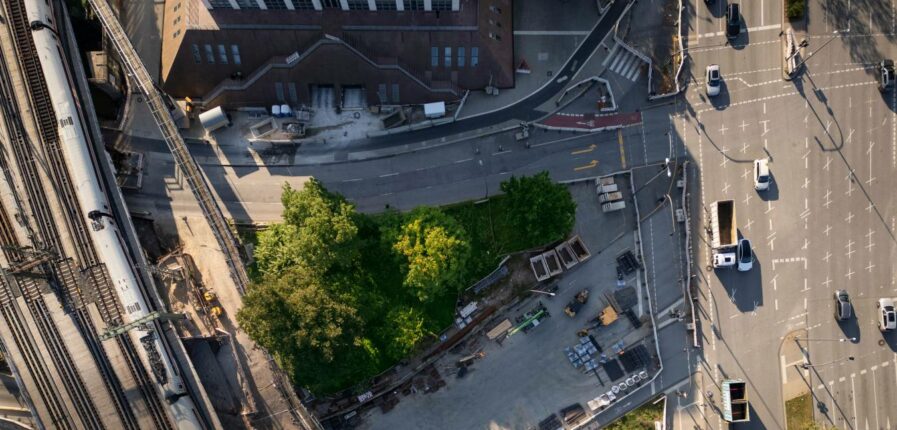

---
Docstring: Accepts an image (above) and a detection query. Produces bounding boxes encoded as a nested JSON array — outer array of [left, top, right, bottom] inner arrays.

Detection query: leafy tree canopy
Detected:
[[392, 207, 470, 302], [499, 171, 576, 247]]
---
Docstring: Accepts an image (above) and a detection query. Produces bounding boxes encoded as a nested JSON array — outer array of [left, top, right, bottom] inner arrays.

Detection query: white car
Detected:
[[878, 298, 896, 331], [753, 159, 770, 191], [713, 252, 736, 269], [737, 239, 753, 272], [706, 64, 721, 97]]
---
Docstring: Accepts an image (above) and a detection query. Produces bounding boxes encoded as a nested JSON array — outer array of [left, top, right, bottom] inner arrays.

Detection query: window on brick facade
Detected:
[[288, 83, 298, 103], [264, 0, 288, 8], [457, 47, 465, 67], [430, 46, 438, 67], [191, 44, 201, 63], [293, 0, 315, 8], [378, 84, 387, 103], [391, 84, 400, 103], [205, 44, 215, 63], [218, 45, 228, 63], [275, 82, 285, 102], [375, 0, 396, 10], [431, 0, 452, 10], [172, 29, 181, 39], [321, 0, 341, 8], [347, 0, 369, 10], [231, 45, 242, 64], [471, 47, 478, 67], [444, 47, 451, 67], [406, 0, 424, 10], [208, 0, 233, 9], [236, 0, 260, 8]]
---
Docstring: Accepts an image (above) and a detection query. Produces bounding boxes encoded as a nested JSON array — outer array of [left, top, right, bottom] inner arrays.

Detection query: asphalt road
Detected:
[[681, 0, 897, 427], [120, 105, 676, 221]]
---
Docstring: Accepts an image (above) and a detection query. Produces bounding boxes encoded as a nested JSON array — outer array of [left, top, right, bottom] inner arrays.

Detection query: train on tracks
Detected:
[[24, 0, 204, 427]]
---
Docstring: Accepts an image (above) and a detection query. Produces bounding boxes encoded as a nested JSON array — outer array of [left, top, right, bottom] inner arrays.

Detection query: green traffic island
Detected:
[[785, 0, 805, 21], [785, 392, 822, 430], [235, 172, 576, 401]]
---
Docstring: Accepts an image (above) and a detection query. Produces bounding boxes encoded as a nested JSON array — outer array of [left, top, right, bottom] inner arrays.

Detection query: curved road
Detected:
[[304, 0, 633, 153]]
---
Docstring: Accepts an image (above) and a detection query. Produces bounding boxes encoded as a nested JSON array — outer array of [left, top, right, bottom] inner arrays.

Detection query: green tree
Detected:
[[382, 307, 431, 360], [253, 180, 360, 279], [237, 267, 380, 394], [499, 172, 576, 248], [392, 207, 470, 302]]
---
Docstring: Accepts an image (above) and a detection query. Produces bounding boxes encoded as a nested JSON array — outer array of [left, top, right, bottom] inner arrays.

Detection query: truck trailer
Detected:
[[721, 379, 750, 422]]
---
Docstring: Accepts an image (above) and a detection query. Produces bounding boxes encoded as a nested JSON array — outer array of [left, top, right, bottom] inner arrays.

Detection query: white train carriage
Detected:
[[24, 0, 203, 427]]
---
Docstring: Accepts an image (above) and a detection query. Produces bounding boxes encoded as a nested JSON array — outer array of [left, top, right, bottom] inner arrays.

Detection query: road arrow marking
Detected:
[[571, 144, 597, 155], [574, 160, 599, 171]]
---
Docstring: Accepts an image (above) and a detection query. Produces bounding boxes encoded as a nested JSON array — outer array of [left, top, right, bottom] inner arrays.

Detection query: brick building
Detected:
[[160, 0, 513, 109]]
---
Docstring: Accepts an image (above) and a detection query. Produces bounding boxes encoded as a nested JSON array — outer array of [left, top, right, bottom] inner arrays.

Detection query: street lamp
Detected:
[[802, 355, 855, 369], [530, 289, 556, 297], [794, 337, 857, 343], [791, 30, 848, 75]]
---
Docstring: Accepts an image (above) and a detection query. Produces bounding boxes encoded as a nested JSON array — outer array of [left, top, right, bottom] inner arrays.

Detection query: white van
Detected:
[[753, 159, 770, 191]]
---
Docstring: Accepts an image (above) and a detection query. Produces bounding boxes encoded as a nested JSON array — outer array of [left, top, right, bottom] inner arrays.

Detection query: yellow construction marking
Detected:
[[617, 129, 627, 169], [574, 160, 599, 171], [571, 144, 597, 155]]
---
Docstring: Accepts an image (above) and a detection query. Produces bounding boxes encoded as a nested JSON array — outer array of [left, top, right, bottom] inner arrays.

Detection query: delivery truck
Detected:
[[721, 379, 750, 422], [710, 200, 737, 269]]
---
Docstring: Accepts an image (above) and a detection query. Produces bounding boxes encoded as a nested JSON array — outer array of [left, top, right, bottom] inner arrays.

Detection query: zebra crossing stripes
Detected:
[[602, 43, 644, 82]]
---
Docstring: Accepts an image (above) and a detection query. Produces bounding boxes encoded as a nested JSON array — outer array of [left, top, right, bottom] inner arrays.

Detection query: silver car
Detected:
[[706, 64, 721, 97], [878, 298, 896, 331]]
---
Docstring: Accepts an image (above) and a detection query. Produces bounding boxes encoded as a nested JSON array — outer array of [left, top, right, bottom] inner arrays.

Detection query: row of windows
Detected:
[[430, 46, 477, 68], [209, 0, 455, 11], [192, 44, 242, 65], [272, 82, 398, 104]]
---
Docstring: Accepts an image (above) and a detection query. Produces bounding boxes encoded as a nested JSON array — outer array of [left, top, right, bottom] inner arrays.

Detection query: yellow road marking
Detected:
[[571, 144, 597, 155], [574, 160, 599, 171], [617, 129, 627, 169]]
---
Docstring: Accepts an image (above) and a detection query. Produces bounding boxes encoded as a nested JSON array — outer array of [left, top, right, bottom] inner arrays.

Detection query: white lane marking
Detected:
[[454, 158, 473, 164], [873, 366, 881, 430], [853, 373, 859, 430], [689, 24, 782, 39], [342, 178, 362, 182], [379, 172, 398, 178], [781, 354, 789, 384]]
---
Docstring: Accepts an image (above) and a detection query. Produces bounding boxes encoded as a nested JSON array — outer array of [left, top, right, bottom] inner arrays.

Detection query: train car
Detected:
[[23, 0, 204, 428]]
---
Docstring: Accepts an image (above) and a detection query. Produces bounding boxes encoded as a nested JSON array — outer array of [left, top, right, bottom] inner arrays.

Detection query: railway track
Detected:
[[0, 0, 175, 428]]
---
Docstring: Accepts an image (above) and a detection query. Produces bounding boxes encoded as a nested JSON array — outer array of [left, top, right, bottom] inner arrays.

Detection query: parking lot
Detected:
[[357, 171, 691, 429]]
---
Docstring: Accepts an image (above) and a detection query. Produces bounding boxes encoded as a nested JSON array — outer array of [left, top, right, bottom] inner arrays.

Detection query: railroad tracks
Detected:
[[0, 0, 174, 428]]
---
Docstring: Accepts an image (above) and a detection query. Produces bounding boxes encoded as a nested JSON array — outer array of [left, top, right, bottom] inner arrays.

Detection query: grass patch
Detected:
[[444, 196, 533, 284], [786, 393, 820, 430], [236, 225, 263, 283], [786, 0, 805, 20], [605, 397, 665, 429]]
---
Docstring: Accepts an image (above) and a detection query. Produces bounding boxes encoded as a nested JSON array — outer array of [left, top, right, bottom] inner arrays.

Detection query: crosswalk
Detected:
[[602, 43, 645, 82]]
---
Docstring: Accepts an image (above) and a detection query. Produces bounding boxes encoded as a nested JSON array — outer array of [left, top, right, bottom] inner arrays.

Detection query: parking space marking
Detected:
[[766, 201, 774, 214], [824, 156, 833, 171], [845, 211, 855, 224], [824, 224, 832, 236], [852, 374, 858, 430], [744, 217, 754, 231], [846, 240, 856, 259], [824, 190, 832, 209], [868, 141, 876, 184], [846, 268, 855, 280], [823, 276, 832, 288], [823, 251, 832, 263]]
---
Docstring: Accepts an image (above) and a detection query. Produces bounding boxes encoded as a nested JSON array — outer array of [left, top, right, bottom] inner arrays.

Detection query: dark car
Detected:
[[726, 4, 741, 40], [560, 403, 586, 425], [834, 290, 852, 321], [878, 59, 894, 92]]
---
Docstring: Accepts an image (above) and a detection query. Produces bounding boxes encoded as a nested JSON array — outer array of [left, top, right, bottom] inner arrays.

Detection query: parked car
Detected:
[[834, 290, 852, 321], [726, 4, 741, 40], [706, 64, 721, 97], [753, 159, 770, 191], [878, 298, 896, 331], [737, 239, 753, 272], [713, 251, 736, 269], [878, 59, 895, 92]]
